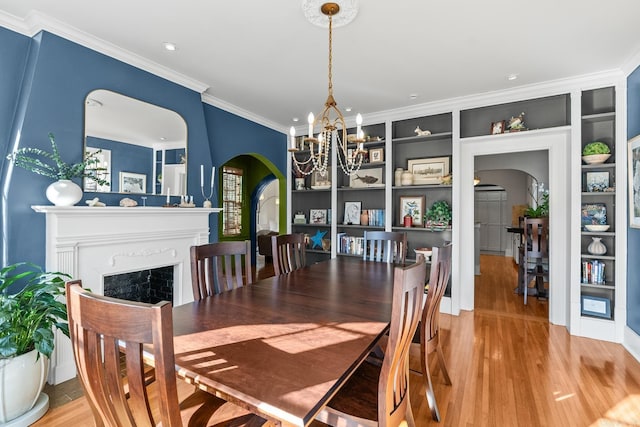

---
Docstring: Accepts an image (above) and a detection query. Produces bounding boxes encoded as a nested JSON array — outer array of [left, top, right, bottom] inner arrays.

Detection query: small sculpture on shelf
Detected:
[[414, 126, 431, 136], [507, 112, 526, 132]]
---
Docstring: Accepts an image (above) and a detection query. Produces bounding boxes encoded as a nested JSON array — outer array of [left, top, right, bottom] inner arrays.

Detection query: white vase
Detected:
[[401, 170, 413, 186], [395, 168, 404, 186], [0, 349, 49, 423], [45, 179, 83, 206], [587, 237, 607, 255]]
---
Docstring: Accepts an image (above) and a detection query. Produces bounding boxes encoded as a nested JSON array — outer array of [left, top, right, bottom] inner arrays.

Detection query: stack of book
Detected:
[[363, 209, 385, 227], [582, 260, 606, 284], [337, 233, 364, 256]]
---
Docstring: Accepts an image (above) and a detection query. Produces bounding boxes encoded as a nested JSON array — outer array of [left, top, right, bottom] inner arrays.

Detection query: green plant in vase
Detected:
[[424, 200, 452, 231]]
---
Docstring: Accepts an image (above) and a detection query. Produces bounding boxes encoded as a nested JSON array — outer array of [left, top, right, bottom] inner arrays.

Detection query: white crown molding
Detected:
[[0, 10, 208, 93], [201, 93, 288, 134], [621, 46, 640, 76]]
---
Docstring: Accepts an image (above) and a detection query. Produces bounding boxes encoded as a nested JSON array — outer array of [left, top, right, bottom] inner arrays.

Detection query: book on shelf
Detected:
[[363, 209, 385, 227], [582, 260, 606, 285], [337, 233, 364, 256]]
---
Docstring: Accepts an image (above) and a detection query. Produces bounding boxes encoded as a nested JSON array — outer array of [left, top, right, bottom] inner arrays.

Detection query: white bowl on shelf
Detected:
[[582, 154, 611, 165], [414, 248, 432, 259], [584, 224, 610, 232]]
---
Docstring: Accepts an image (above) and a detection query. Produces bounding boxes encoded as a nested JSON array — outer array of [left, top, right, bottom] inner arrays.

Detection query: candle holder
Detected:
[[201, 185, 214, 208]]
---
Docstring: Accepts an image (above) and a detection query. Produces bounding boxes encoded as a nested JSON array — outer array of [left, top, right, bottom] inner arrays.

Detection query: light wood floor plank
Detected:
[[34, 255, 640, 427]]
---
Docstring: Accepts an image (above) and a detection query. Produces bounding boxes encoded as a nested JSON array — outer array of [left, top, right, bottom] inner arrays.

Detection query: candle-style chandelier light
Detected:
[[289, 1, 364, 178]]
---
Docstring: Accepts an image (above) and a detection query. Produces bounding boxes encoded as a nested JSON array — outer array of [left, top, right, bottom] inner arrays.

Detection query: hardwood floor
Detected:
[[34, 255, 640, 426]]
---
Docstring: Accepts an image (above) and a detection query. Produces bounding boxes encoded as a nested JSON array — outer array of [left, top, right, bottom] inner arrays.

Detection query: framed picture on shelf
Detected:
[[310, 170, 331, 189], [585, 171, 609, 192], [343, 201, 362, 225], [581, 294, 612, 319], [349, 167, 384, 188], [119, 171, 146, 193], [407, 157, 450, 185], [399, 196, 425, 226], [581, 203, 607, 228], [369, 148, 384, 163], [309, 209, 327, 224], [628, 134, 640, 228], [490, 120, 505, 135]]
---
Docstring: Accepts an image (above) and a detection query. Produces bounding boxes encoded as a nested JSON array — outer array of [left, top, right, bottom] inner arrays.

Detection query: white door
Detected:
[[475, 190, 507, 253]]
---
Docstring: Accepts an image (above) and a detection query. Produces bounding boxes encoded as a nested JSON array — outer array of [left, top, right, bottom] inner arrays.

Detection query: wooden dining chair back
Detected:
[[363, 230, 407, 264], [315, 257, 426, 427], [271, 233, 306, 276], [190, 240, 252, 300], [65, 280, 267, 427], [520, 217, 549, 304], [418, 242, 453, 421]]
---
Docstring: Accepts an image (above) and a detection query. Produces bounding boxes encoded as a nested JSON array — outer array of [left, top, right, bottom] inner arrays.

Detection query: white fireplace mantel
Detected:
[[33, 205, 221, 384]]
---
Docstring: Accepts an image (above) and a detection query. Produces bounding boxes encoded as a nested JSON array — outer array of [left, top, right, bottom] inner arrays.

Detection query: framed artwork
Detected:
[[581, 294, 612, 319], [399, 196, 425, 226], [629, 135, 640, 228], [350, 167, 384, 188], [310, 169, 331, 189], [407, 157, 450, 185], [581, 203, 607, 229], [119, 171, 146, 194], [585, 171, 609, 192], [343, 201, 362, 225], [83, 147, 111, 192], [310, 209, 327, 224], [491, 120, 505, 135], [369, 148, 384, 163]]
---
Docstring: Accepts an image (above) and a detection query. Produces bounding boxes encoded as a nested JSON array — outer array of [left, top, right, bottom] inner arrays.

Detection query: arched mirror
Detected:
[[83, 89, 187, 195]]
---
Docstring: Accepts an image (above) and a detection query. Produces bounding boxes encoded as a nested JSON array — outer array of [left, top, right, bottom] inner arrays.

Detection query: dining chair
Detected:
[[416, 242, 453, 422], [65, 280, 268, 427], [190, 240, 252, 300], [313, 256, 426, 427], [518, 217, 549, 304], [362, 230, 407, 264], [271, 233, 306, 276]]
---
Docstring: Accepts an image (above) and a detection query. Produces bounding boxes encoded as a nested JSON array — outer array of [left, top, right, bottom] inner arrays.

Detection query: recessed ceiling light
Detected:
[[160, 137, 167, 141], [409, 94, 418, 100], [345, 107, 352, 112], [163, 42, 177, 51], [507, 74, 518, 81], [293, 117, 299, 122]]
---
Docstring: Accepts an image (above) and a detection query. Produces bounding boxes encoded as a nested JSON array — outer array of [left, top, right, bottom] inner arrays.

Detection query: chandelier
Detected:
[[289, 1, 364, 177]]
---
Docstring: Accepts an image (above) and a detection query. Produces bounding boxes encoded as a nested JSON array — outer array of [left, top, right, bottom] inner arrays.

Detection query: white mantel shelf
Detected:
[[32, 206, 222, 214], [33, 204, 220, 385]]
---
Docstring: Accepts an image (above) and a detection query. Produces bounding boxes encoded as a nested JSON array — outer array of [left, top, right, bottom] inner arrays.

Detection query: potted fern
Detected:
[[6, 133, 109, 206], [424, 200, 452, 231], [0, 262, 70, 423]]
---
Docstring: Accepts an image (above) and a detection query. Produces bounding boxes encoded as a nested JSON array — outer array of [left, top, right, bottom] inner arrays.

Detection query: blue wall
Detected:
[[0, 28, 286, 267], [627, 65, 640, 335]]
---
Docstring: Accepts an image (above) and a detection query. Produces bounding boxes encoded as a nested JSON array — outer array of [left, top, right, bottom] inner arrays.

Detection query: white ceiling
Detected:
[[2, 0, 640, 132]]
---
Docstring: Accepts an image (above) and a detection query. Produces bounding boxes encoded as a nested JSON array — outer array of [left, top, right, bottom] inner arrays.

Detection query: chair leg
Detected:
[[523, 258, 528, 305], [424, 359, 441, 422], [435, 345, 452, 385]]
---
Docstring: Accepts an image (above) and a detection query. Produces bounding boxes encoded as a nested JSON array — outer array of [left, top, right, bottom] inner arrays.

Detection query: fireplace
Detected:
[[33, 205, 220, 384], [104, 265, 174, 304]]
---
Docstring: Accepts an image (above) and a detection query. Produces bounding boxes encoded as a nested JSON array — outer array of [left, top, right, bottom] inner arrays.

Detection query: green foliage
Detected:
[[0, 263, 70, 359], [424, 200, 452, 224], [6, 133, 109, 185], [525, 191, 549, 218], [582, 142, 610, 156]]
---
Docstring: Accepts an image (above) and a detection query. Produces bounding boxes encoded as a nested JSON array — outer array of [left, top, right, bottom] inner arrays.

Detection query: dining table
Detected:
[[170, 256, 397, 426]]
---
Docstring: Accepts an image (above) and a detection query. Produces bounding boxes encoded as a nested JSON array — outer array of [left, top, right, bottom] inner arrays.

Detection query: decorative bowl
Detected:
[[584, 224, 610, 232], [414, 248, 432, 259], [582, 154, 611, 165]]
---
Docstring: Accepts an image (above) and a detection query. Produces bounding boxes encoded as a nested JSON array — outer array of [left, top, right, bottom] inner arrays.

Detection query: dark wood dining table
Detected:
[[170, 257, 396, 426]]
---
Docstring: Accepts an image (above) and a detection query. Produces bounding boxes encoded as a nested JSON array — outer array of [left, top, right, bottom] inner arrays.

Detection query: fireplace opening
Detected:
[[103, 266, 174, 304]]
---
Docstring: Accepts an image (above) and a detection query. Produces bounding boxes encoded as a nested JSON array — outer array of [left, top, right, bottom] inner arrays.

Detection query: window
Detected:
[[222, 166, 243, 236]]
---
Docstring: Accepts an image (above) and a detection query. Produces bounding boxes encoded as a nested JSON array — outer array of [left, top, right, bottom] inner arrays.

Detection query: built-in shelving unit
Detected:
[[579, 86, 617, 321]]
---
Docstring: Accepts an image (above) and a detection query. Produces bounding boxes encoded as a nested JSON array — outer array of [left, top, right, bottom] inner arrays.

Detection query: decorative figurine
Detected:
[[507, 112, 526, 131], [414, 126, 431, 136]]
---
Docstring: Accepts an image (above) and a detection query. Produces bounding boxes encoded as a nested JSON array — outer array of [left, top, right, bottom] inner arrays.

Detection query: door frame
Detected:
[[455, 127, 571, 326]]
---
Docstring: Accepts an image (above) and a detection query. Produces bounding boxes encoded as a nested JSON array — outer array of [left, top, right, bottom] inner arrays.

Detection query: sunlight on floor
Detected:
[[589, 394, 640, 426]]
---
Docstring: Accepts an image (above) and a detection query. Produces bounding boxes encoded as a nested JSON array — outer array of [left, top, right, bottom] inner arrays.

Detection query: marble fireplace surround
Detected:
[[32, 205, 220, 384]]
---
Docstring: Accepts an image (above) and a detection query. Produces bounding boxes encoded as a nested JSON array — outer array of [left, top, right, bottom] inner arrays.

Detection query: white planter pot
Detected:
[[0, 349, 49, 423], [45, 179, 83, 206]]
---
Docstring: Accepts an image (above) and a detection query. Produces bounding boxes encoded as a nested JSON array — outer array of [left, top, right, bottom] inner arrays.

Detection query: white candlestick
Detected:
[[200, 165, 204, 187], [308, 113, 314, 139], [166, 188, 170, 204], [289, 126, 296, 149], [211, 166, 215, 189], [356, 113, 363, 138]]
